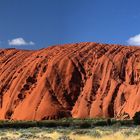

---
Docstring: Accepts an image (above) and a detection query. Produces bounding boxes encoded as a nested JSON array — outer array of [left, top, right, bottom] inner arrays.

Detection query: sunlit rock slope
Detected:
[[0, 42, 140, 120]]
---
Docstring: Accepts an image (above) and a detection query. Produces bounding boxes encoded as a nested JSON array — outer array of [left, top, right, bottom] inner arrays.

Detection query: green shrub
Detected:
[[133, 111, 140, 125], [106, 118, 111, 125], [79, 122, 91, 128]]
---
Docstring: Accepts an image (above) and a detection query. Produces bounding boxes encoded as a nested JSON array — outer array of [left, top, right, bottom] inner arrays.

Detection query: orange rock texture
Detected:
[[0, 42, 140, 120]]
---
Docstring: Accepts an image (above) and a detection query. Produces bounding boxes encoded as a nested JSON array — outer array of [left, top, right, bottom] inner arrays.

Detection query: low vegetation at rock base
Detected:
[[0, 118, 134, 128]]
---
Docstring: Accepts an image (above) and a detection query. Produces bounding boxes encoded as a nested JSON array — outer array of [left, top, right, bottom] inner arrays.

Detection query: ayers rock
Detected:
[[0, 42, 140, 120]]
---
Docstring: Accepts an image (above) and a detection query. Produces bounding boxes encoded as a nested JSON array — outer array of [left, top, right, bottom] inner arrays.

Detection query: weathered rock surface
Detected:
[[0, 42, 140, 120]]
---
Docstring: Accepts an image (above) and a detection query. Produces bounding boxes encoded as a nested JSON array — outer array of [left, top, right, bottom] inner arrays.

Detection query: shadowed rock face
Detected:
[[0, 42, 140, 120]]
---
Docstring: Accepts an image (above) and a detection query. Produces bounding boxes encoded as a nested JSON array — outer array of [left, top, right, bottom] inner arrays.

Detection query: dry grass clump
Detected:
[[0, 126, 139, 140]]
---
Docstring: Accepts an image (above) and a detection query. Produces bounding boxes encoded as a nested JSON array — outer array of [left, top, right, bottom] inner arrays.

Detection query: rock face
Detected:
[[0, 42, 140, 120]]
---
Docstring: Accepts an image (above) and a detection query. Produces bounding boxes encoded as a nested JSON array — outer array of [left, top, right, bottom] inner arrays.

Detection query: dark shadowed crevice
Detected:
[[108, 83, 121, 118]]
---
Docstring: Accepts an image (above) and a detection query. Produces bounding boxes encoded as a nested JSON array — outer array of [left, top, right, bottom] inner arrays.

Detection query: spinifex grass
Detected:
[[0, 126, 139, 140]]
